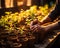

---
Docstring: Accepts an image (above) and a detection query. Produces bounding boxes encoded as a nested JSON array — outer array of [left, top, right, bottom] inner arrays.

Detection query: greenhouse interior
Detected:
[[0, 0, 60, 48]]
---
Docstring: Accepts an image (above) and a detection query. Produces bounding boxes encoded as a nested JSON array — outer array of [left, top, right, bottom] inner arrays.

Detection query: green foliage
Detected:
[[0, 5, 55, 34]]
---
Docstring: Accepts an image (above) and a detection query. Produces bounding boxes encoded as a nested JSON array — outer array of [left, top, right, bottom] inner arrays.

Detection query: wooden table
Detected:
[[34, 30, 60, 48]]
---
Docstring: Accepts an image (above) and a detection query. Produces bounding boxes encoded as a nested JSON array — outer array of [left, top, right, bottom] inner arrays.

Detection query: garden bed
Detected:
[[0, 5, 55, 48]]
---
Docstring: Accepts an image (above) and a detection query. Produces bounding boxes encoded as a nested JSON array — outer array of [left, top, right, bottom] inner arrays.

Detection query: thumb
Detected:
[[30, 19, 38, 26], [33, 19, 38, 25]]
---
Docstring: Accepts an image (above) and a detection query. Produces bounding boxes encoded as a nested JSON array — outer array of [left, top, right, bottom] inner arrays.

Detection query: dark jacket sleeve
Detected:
[[48, 0, 60, 21], [58, 21, 60, 25]]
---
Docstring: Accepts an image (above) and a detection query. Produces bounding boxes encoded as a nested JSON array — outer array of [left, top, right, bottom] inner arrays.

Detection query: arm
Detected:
[[43, 21, 60, 32], [40, 0, 60, 24]]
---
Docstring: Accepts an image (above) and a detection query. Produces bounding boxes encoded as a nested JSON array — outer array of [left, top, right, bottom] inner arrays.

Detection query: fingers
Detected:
[[30, 19, 41, 32], [30, 19, 38, 26], [30, 19, 38, 29], [30, 26, 34, 30], [33, 19, 38, 25], [30, 21, 34, 27], [30, 25, 40, 32]]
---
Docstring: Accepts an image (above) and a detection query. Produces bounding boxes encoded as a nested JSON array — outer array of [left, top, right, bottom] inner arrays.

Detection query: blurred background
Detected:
[[0, 0, 56, 15]]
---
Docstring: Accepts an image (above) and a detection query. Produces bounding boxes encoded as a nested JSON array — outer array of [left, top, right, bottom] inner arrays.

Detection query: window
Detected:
[[0, 0, 32, 8], [5, 0, 13, 8], [27, 0, 31, 6], [17, 0, 24, 6]]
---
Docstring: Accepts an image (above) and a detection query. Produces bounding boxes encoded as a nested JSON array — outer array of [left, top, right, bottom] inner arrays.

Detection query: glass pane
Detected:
[[10, 0, 14, 7], [17, 0, 23, 6], [27, 0, 31, 6], [5, 0, 13, 8], [5, 0, 11, 8]]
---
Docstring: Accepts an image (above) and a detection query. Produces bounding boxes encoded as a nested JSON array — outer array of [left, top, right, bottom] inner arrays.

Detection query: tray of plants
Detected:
[[0, 4, 58, 48]]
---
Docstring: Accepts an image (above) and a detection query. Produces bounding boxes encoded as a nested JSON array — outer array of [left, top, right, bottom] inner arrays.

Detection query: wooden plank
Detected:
[[34, 31, 60, 48]]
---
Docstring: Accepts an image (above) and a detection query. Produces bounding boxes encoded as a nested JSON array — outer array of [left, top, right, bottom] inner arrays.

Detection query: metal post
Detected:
[[1, 0, 5, 8], [13, 0, 17, 7], [0, 0, 1, 8]]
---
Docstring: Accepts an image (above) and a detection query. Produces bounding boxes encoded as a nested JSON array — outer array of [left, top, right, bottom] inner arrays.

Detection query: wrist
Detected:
[[45, 22, 59, 31]]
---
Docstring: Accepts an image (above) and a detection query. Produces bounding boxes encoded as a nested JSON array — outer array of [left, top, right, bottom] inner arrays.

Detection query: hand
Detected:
[[30, 19, 46, 32], [30, 24, 42, 32], [30, 19, 49, 40]]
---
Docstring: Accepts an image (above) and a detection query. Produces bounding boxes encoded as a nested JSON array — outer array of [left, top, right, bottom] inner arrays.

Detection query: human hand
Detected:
[[30, 19, 46, 32]]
